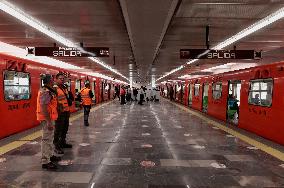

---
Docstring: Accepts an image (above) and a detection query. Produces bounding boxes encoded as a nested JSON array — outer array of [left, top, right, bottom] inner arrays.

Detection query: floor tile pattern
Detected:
[[0, 100, 284, 187]]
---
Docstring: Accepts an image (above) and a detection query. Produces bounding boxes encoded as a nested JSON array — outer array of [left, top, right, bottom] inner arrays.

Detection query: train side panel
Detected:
[[0, 53, 113, 139], [238, 65, 284, 145]]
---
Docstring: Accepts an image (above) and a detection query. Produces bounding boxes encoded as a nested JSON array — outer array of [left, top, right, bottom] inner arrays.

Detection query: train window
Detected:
[[4, 70, 31, 101], [194, 84, 200, 96], [248, 79, 273, 107], [212, 82, 222, 100], [75, 79, 81, 91]]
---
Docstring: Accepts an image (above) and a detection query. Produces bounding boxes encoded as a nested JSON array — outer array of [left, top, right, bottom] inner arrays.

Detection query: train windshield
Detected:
[[4, 71, 31, 101]]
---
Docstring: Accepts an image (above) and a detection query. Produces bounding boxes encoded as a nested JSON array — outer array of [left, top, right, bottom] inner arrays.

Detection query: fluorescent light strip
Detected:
[[84, 72, 128, 85], [0, 1, 74, 47], [0, 0, 129, 81], [158, 6, 284, 82], [196, 3, 245, 5], [213, 6, 284, 50], [156, 65, 184, 81], [0, 41, 126, 84]]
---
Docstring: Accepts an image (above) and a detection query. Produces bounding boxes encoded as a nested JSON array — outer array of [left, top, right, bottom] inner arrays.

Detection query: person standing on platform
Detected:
[[36, 74, 61, 170], [80, 81, 94, 126], [113, 85, 120, 100], [63, 81, 74, 146], [53, 73, 72, 155], [138, 87, 144, 105], [133, 87, 138, 101], [120, 86, 126, 105]]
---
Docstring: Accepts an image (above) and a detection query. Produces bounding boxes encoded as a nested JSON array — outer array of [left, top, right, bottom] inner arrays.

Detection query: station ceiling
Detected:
[[1, 0, 284, 84]]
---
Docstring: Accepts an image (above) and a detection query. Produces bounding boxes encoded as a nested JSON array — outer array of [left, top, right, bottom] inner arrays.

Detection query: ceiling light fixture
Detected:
[[157, 6, 284, 82], [0, 0, 129, 82]]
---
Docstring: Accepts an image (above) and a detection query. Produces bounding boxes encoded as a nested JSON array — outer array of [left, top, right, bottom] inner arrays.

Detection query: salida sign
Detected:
[[180, 49, 262, 60], [26, 47, 109, 57]]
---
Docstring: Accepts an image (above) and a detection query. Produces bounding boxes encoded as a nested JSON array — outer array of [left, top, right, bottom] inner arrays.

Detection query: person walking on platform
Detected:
[[36, 74, 61, 170], [53, 73, 72, 155], [80, 81, 94, 126]]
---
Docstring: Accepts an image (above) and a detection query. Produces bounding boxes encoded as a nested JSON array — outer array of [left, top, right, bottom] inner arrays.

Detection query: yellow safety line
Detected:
[[167, 99, 284, 161], [0, 101, 112, 156], [0, 141, 29, 156], [19, 131, 42, 141]]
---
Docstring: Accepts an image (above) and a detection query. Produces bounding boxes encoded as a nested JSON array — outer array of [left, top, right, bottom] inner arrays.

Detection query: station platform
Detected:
[[0, 99, 284, 188]]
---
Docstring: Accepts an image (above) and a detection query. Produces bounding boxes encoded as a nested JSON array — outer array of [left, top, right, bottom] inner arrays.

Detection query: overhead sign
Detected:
[[180, 49, 262, 60], [26, 47, 109, 57]]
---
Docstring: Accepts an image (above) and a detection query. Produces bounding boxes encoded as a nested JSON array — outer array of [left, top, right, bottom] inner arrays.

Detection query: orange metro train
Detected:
[[0, 53, 117, 139], [161, 61, 284, 146]]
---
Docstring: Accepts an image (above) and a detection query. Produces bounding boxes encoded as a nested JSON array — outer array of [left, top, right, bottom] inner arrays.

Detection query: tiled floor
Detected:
[[0, 100, 284, 187]]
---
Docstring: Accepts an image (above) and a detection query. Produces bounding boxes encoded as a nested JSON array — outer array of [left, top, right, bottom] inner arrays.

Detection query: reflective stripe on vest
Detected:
[[36, 88, 58, 121], [80, 87, 92, 105], [56, 87, 70, 111]]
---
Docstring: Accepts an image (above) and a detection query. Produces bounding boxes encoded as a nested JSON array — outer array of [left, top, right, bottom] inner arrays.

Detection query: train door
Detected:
[[91, 81, 95, 103], [227, 81, 241, 125], [75, 79, 81, 108], [202, 83, 209, 113], [188, 84, 193, 106], [75, 79, 81, 91], [101, 82, 105, 102], [93, 81, 96, 102], [174, 85, 177, 100], [108, 83, 111, 100], [181, 84, 184, 103]]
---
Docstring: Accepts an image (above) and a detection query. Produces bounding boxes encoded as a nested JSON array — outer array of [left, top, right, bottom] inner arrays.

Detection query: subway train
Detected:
[[0, 53, 117, 139], [161, 61, 284, 146]]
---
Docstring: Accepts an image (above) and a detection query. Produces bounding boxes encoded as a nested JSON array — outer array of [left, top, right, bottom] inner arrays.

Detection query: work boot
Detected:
[[42, 162, 58, 170], [62, 143, 73, 148], [50, 155, 61, 162]]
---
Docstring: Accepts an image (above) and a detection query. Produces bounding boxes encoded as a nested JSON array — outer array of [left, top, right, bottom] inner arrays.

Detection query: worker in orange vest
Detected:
[[53, 73, 72, 155], [80, 81, 94, 126], [37, 74, 61, 170]]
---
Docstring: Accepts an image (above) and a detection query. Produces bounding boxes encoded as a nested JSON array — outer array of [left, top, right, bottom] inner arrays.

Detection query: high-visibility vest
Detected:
[[36, 87, 58, 121], [56, 86, 70, 112], [80, 87, 92, 105]]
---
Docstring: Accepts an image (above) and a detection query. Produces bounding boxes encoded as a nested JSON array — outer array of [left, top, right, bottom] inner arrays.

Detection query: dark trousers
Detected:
[[138, 94, 144, 105], [120, 95, 125, 104], [113, 92, 120, 100], [83, 105, 91, 125], [54, 111, 69, 148]]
